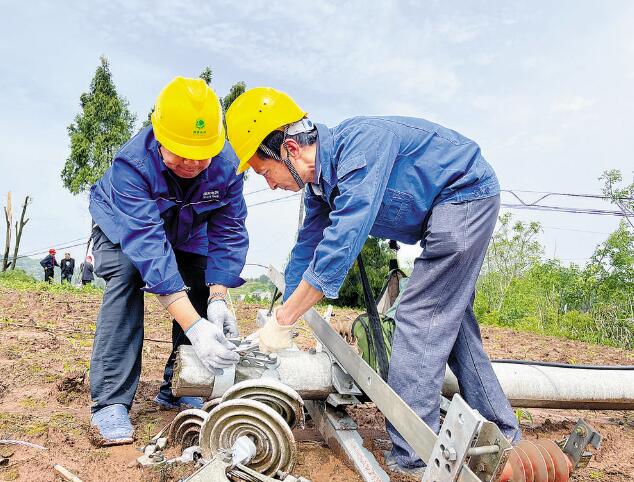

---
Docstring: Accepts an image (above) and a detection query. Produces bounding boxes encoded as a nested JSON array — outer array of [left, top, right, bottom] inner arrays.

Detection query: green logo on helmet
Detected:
[[193, 118, 207, 135]]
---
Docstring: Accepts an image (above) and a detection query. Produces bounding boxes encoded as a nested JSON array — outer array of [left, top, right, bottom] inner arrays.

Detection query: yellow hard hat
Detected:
[[151, 77, 225, 160], [225, 87, 307, 174]]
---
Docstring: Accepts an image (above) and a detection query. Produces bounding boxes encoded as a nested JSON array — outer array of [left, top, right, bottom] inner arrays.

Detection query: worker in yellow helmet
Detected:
[[88, 77, 248, 445], [226, 88, 519, 476]]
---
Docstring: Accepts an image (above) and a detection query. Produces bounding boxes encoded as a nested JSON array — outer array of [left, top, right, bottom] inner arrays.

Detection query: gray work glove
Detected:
[[186, 318, 240, 370], [207, 299, 239, 338]]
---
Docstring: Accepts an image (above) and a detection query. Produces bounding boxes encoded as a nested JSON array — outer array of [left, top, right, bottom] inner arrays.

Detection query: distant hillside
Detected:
[[14, 257, 45, 280]]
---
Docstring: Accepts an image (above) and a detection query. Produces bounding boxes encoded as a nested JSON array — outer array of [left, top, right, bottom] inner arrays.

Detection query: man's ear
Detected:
[[282, 139, 301, 159]]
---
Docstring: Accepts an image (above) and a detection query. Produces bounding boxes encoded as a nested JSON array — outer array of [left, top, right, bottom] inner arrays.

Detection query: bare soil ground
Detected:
[[0, 287, 632, 481]]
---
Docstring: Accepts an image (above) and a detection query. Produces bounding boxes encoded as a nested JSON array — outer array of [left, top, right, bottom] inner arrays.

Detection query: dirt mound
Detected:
[[56, 370, 88, 405]]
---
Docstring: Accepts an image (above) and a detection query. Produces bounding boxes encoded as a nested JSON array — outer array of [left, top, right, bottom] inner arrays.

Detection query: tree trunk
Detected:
[[10, 195, 31, 270], [2, 192, 12, 272]]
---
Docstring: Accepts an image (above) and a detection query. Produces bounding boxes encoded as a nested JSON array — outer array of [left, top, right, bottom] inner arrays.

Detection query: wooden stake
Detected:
[[53, 464, 83, 482]]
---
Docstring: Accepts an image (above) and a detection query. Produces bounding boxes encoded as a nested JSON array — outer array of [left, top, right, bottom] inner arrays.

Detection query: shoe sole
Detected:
[[100, 437, 134, 447]]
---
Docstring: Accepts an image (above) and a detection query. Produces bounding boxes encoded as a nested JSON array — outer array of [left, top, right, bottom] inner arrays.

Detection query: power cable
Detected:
[[491, 359, 634, 370], [246, 193, 301, 208], [501, 203, 625, 216], [17, 237, 88, 258], [13, 241, 88, 261], [243, 187, 271, 197], [502, 189, 634, 202], [244, 263, 269, 270]]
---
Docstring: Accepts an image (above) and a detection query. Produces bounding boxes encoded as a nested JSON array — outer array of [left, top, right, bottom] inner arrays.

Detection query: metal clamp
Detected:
[[423, 394, 510, 482], [562, 419, 602, 469], [239, 351, 280, 369], [424, 394, 482, 482]]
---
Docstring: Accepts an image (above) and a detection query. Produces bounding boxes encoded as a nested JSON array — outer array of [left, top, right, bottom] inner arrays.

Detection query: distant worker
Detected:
[[39, 248, 59, 283], [226, 88, 520, 476], [87, 77, 248, 445], [60, 252, 75, 283], [79, 255, 94, 285]]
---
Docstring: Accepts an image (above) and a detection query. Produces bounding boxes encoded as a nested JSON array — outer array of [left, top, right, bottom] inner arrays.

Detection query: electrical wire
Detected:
[[491, 359, 634, 370], [16, 237, 88, 258], [244, 263, 269, 270], [246, 193, 301, 208], [502, 189, 634, 202], [243, 187, 271, 197], [501, 203, 626, 216], [12, 241, 88, 261]]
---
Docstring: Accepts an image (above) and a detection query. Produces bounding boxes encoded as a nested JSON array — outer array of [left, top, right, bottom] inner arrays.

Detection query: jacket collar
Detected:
[[315, 123, 335, 187]]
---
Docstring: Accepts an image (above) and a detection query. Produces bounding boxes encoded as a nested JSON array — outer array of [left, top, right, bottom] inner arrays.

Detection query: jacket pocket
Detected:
[[336, 152, 367, 181], [375, 188, 414, 227], [192, 200, 227, 224], [155, 197, 177, 214]]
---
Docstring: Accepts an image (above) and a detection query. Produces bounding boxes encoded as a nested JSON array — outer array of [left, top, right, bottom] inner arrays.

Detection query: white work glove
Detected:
[[252, 309, 295, 354], [186, 318, 240, 370], [207, 299, 239, 338]]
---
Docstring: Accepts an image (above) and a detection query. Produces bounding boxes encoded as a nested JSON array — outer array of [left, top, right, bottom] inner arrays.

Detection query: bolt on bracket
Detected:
[[561, 418, 602, 469]]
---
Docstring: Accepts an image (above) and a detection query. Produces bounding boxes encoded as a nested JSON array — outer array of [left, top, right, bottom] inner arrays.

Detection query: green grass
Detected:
[[0, 269, 102, 294], [478, 308, 634, 350]]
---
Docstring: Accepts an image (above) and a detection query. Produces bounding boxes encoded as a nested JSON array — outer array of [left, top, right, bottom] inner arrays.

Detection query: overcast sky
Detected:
[[1, 0, 633, 279]]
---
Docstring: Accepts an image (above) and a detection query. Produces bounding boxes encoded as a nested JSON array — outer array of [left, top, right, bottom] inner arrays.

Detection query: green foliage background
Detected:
[[61, 56, 136, 194], [475, 216, 633, 349], [332, 237, 393, 308]]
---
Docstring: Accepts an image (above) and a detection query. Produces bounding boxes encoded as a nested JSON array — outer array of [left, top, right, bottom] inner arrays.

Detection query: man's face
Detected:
[[160, 146, 211, 179], [65, 254, 70, 259], [249, 154, 301, 192]]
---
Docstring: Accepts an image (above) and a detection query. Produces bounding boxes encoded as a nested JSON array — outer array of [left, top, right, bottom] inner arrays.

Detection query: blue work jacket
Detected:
[[89, 127, 248, 295], [284, 116, 499, 300]]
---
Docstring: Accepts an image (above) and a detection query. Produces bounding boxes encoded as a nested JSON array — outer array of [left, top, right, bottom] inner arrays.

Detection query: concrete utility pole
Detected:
[[2, 192, 12, 272]]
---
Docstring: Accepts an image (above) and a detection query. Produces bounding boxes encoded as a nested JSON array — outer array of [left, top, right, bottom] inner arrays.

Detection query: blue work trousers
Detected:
[[89, 226, 207, 413], [387, 195, 520, 468]]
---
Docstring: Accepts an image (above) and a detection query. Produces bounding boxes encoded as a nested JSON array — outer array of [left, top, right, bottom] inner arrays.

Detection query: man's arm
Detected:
[[279, 126, 401, 324], [109, 157, 199, 331], [283, 188, 331, 301], [204, 171, 249, 289]]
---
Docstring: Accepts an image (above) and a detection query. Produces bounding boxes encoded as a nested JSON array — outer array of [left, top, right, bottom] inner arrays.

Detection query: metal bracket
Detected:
[[183, 455, 231, 482], [561, 419, 602, 469], [304, 400, 389, 482], [424, 394, 482, 482], [467, 421, 511, 482], [240, 351, 280, 370], [210, 364, 236, 399], [326, 393, 360, 408], [331, 363, 362, 396]]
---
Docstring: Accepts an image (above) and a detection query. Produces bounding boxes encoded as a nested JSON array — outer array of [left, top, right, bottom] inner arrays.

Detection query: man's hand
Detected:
[[207, 299, 239, 338], [253, 309, 295, 354], [186, 318, 240, 370]]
